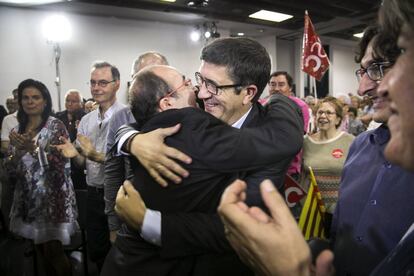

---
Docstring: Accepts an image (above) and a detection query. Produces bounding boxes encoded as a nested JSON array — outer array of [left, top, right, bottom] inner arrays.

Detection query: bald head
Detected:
[[65, 89, 83, 114], [129, 65, 196, 126], [131, 51, 169, 77], [6, 96, 18, 114]]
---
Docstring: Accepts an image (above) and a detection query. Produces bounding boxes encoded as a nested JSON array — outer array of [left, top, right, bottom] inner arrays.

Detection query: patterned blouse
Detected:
[[9, 116, 77, 244]]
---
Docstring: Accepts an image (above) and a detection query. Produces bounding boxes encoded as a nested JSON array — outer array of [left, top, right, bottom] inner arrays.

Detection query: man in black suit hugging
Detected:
[[103, 38, 303, 275]]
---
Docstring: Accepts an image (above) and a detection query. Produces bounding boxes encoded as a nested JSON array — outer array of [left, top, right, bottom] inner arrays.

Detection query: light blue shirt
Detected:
[[78, 101, 125, 188]]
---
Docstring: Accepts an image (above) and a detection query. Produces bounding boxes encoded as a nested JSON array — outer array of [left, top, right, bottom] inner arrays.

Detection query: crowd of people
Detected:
[[0, 0, 413, 275]]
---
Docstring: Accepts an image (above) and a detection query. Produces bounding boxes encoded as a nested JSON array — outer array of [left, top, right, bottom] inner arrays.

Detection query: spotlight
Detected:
[[42, 14, 71, 42], [190, 30, 201, 41], [211, 32, 220, 38], [187, 0, 209, 8], [204, 31, 211, 38]]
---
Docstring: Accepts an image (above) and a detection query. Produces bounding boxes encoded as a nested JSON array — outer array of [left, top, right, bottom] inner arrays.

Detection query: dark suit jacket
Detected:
[[107, 95, 303, 275], [369, 228, 414, 276], [55, 109, 86, 142], [55, 109, 87, 189]]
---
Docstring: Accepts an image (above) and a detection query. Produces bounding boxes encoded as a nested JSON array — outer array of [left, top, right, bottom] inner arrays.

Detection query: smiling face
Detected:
[[90, 66, 119, 109], [268, 74, 292, 97], [379, 24, 414, 170], [316, 102, 341, 131], [357, 41, 393, 123], [6, 97, 18, 114], [21, 87, 46, 117], [153, 66, 197, 109], [65, 91, 83, 114], [197, 61, 253, 125]]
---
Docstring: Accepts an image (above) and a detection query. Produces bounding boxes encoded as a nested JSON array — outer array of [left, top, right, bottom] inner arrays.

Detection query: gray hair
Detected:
[[131, 51, 169, 76]]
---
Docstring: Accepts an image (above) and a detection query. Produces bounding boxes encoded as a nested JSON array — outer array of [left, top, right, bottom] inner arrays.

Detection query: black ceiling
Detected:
[[3, 0, 382, 41]]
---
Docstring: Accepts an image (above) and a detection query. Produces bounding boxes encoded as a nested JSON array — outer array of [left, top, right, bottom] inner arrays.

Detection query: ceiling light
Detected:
[[0, 0, 64, 4], [237, 32, 244, 36], [353, 32, 364, 38], [187, 0, 209, 8], [249, 10, 293, 23], [160, 0, 176, 2], [204, 31, 211, 39]]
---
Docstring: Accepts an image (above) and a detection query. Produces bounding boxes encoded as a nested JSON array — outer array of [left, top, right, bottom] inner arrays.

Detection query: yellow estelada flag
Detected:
[[298, 167, 326, 240]]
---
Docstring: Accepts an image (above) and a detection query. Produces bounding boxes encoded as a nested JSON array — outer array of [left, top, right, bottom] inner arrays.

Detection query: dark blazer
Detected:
[[369, 228, 414, 276], [55, 109, 87, 189], [55, 109, 86, 142], [103, 95, 303, 275]]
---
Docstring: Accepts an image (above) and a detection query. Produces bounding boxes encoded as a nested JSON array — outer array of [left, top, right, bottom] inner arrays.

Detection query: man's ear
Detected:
[[114, 80, 121, 91], [158, 97, 172, 111], [242, 85, 258, 105]]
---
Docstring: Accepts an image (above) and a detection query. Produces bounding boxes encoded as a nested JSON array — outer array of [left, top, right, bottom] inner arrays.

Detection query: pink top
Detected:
[[259, 95, 310, 175]]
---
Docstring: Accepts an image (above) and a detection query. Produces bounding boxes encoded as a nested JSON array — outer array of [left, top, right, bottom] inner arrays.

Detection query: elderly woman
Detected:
[[301, 96, 354, 234], [8, 79, 77, 276]]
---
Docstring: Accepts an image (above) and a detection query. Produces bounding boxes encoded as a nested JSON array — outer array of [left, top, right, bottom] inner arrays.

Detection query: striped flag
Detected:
[[298, 167, 326, 240]]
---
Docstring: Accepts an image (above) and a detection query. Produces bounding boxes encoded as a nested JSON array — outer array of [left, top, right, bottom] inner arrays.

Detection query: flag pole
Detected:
[[312, 77, 318, 98]]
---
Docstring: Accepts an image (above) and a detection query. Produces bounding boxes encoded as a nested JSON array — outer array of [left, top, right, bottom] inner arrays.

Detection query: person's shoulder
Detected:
[[289, 96, 308, 107], [340, 131, 356, 142], [160, 107, 212, 123], [55, 110, 66, 116], [4, 112, 18, 121], [45, 115, 66, 129], [146, 107, 221, 132], [353, 129, 373, 142]]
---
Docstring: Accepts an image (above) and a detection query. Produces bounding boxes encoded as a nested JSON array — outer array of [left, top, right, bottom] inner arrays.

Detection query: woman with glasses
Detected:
[[300, 96, 354, 236], [7, 79, 77, 276]]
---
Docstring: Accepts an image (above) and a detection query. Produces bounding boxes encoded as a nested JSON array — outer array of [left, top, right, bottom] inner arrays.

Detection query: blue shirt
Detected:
[[78, 101, 126, 187], [331, 124, 414, 276]]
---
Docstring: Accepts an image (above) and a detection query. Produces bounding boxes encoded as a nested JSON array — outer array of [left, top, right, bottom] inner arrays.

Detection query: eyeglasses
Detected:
[[355, 62, 392, 82], [195, 72, 242, 95], [89, 79, 116, 87], [158, 76, 193, 103], [317, 110, 336, 116], [167, 77, 193, 97]]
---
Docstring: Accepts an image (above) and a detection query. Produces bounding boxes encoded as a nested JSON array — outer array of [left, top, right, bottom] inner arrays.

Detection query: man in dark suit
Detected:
[[103, 38, 303, 275], [55, 89, 87, 189]]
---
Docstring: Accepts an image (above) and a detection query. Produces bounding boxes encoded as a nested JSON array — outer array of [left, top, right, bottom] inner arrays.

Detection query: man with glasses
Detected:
[[102, 66, 302, 275], [56, 61, 125, 272], [110, 37, 303, 275], [330, 25, 414, 276]]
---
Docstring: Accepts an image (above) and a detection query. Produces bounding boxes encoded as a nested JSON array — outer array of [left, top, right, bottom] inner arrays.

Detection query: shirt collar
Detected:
[[232, 107, 252, 129], [97, 101, 119, 123], [369, 124, 390, 146]]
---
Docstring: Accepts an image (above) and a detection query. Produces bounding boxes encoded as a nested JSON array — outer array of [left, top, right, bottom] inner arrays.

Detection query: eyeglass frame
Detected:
[[158, 76, 193, 104], [89, 79, 116, 88], [194, 72, 242, 95], [355, 61, 392, 82]]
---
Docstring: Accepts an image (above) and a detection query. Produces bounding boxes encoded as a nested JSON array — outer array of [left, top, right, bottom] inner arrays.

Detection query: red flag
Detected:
[[302, 10, 330, 81], [284, 174, 306, 208]]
